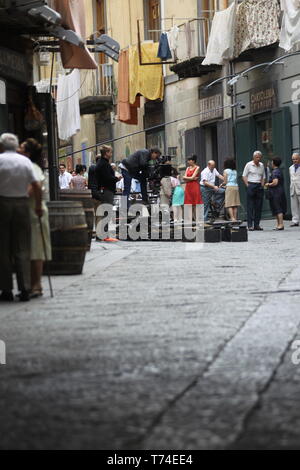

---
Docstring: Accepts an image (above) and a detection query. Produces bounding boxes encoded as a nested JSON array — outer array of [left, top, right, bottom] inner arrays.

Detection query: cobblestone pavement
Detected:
[[1, 220, 300, 450]]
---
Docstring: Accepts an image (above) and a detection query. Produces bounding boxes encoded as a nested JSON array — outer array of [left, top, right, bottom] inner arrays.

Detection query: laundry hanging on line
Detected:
[[129, 43, 164, 105], [157, 33, 172, 61], [202, 2, 237, 65], [56, 69, 81, 141], [280, 0, 300, 52], [117, 49, 140, 125], [234, 0, 281, 57]]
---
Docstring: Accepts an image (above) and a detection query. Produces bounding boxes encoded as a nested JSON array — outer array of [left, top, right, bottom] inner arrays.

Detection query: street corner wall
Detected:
[[164, 77, 201, 164]]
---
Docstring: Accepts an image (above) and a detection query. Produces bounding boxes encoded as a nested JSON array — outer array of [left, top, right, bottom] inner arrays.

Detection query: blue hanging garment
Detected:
[[157, 33, 172, 60]]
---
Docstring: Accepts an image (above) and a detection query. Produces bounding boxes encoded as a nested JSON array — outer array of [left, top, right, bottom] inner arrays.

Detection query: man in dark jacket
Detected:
[[120, 147, 161, 204], [95, 145, 120, 242]]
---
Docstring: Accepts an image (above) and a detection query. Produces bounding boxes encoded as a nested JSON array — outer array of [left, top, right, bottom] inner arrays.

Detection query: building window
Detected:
[[144, 0, 161, 43]]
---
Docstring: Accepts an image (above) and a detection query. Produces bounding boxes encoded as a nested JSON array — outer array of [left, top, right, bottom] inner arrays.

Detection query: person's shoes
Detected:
[[103, 237, 119, 242], [273, 227, 284, 231], [248, 227, 254, 231], [30, 289, 43, 299], [0, 291, 14, 302], [290, 223, 299, 227], [254, 226, 264, 231], [18, 291, 30, 302]]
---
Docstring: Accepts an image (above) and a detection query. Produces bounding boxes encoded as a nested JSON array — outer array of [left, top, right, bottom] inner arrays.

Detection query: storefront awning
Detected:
[[51, 0, 97, 69]]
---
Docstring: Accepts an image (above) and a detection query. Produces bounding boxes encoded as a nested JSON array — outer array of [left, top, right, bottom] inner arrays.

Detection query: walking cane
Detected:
[[39, 216, 54, 299]]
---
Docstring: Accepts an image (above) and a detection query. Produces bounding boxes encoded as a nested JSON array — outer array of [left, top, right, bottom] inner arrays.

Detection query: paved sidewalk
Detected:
[[1, 220, 300, 449]]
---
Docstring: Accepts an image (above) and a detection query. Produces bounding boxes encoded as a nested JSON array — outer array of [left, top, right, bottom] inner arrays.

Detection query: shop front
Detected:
[[235, 82, 292, 219]]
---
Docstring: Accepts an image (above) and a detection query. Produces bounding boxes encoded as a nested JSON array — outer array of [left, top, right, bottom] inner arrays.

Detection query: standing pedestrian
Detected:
[[223, 158, 240, 222], [183, 155, 203, 223], [171, 170, 185, 222], [200, 160, 225, 223], [70, 164, 88, 190], [160, 164, 172, 210], [18, 138, 52, 297], [242, 151, 265, 231], [88, 155, 101, 231], [0, 133, 42, 302], [265, 157, 287, 231], [95, 145, 121, 242], [59, 163, 72, 189], [289, 153, 300, 227]]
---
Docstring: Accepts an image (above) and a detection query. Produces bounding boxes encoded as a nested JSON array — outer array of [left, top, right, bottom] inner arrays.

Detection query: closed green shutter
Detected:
[[235, 117, 256, 216], [272, 107, 292, 215]]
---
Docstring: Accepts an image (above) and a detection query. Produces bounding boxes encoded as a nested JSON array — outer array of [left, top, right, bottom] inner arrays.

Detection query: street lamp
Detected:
[[204, 75, 237, 90], [264, 52, 300, 72], [227, 61, 284, 86]]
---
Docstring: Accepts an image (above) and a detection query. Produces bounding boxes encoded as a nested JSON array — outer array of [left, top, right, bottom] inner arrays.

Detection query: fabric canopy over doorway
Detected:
[[51, 0, 97, 69]]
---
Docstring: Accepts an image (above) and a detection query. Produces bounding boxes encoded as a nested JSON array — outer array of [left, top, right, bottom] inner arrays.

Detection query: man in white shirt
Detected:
[[0, 133, 42, 302], [200, 160, 225, 222], [289, 153, 300, 227], [59, 163, 72, 189], [242, 151, 265, 231]]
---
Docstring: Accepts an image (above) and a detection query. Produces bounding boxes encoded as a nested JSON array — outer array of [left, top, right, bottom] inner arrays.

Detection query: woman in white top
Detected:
[[19, 138, 52, 298]]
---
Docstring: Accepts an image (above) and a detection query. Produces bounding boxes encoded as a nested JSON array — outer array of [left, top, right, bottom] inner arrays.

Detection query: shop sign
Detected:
[[250, 84, 277, 114], [199, 93, 223, 122], [0, 47, 29, 84]]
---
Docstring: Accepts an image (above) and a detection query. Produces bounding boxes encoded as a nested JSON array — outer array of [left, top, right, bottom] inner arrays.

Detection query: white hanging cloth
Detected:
[[167, 25, 180, 59], [280, 0, 300, 52], [56, 69, 81, 141], [202, 2, 237, 65]]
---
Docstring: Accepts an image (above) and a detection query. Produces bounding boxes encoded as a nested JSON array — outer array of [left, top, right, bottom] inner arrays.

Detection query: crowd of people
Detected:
[[1, 129, 300, 301]]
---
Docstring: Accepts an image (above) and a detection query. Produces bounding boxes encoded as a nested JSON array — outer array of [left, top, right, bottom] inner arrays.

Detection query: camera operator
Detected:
[[120, 147, 161, 205]]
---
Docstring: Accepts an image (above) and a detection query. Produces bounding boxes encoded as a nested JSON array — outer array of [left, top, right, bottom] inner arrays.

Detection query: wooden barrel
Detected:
[[59, 190, 94, 250], [44, 201, 89, 275]]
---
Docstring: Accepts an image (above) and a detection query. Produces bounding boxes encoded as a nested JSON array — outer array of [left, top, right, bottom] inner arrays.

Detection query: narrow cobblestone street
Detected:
[[1, 220, 300, 450]]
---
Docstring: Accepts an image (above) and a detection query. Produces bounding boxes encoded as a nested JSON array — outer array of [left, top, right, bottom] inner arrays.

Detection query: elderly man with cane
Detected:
[[0, 133, 42, 302]]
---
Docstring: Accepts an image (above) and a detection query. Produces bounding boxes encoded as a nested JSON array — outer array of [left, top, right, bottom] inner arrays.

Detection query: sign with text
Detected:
[[250, 84, 277, 114], [199, 93, 223, 122]]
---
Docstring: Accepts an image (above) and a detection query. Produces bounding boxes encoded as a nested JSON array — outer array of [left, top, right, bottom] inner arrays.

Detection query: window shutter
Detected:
[[185, 127, 206, 170]]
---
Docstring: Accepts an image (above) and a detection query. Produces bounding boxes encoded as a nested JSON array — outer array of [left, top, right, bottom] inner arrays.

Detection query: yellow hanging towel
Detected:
[[129, 42, 164, 105]]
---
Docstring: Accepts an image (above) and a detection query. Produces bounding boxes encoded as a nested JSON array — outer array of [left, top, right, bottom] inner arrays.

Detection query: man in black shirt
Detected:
[[120, 147, 161, 204], [95, 145, 121, 242]]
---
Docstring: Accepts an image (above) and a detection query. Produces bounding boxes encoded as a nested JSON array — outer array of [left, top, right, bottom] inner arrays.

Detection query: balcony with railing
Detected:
[[170, 17, 222, 78], [79, 63, 114, 115]]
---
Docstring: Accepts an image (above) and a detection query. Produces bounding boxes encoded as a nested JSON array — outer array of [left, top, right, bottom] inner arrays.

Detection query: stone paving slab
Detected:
[[0, 221, 300, 449]]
